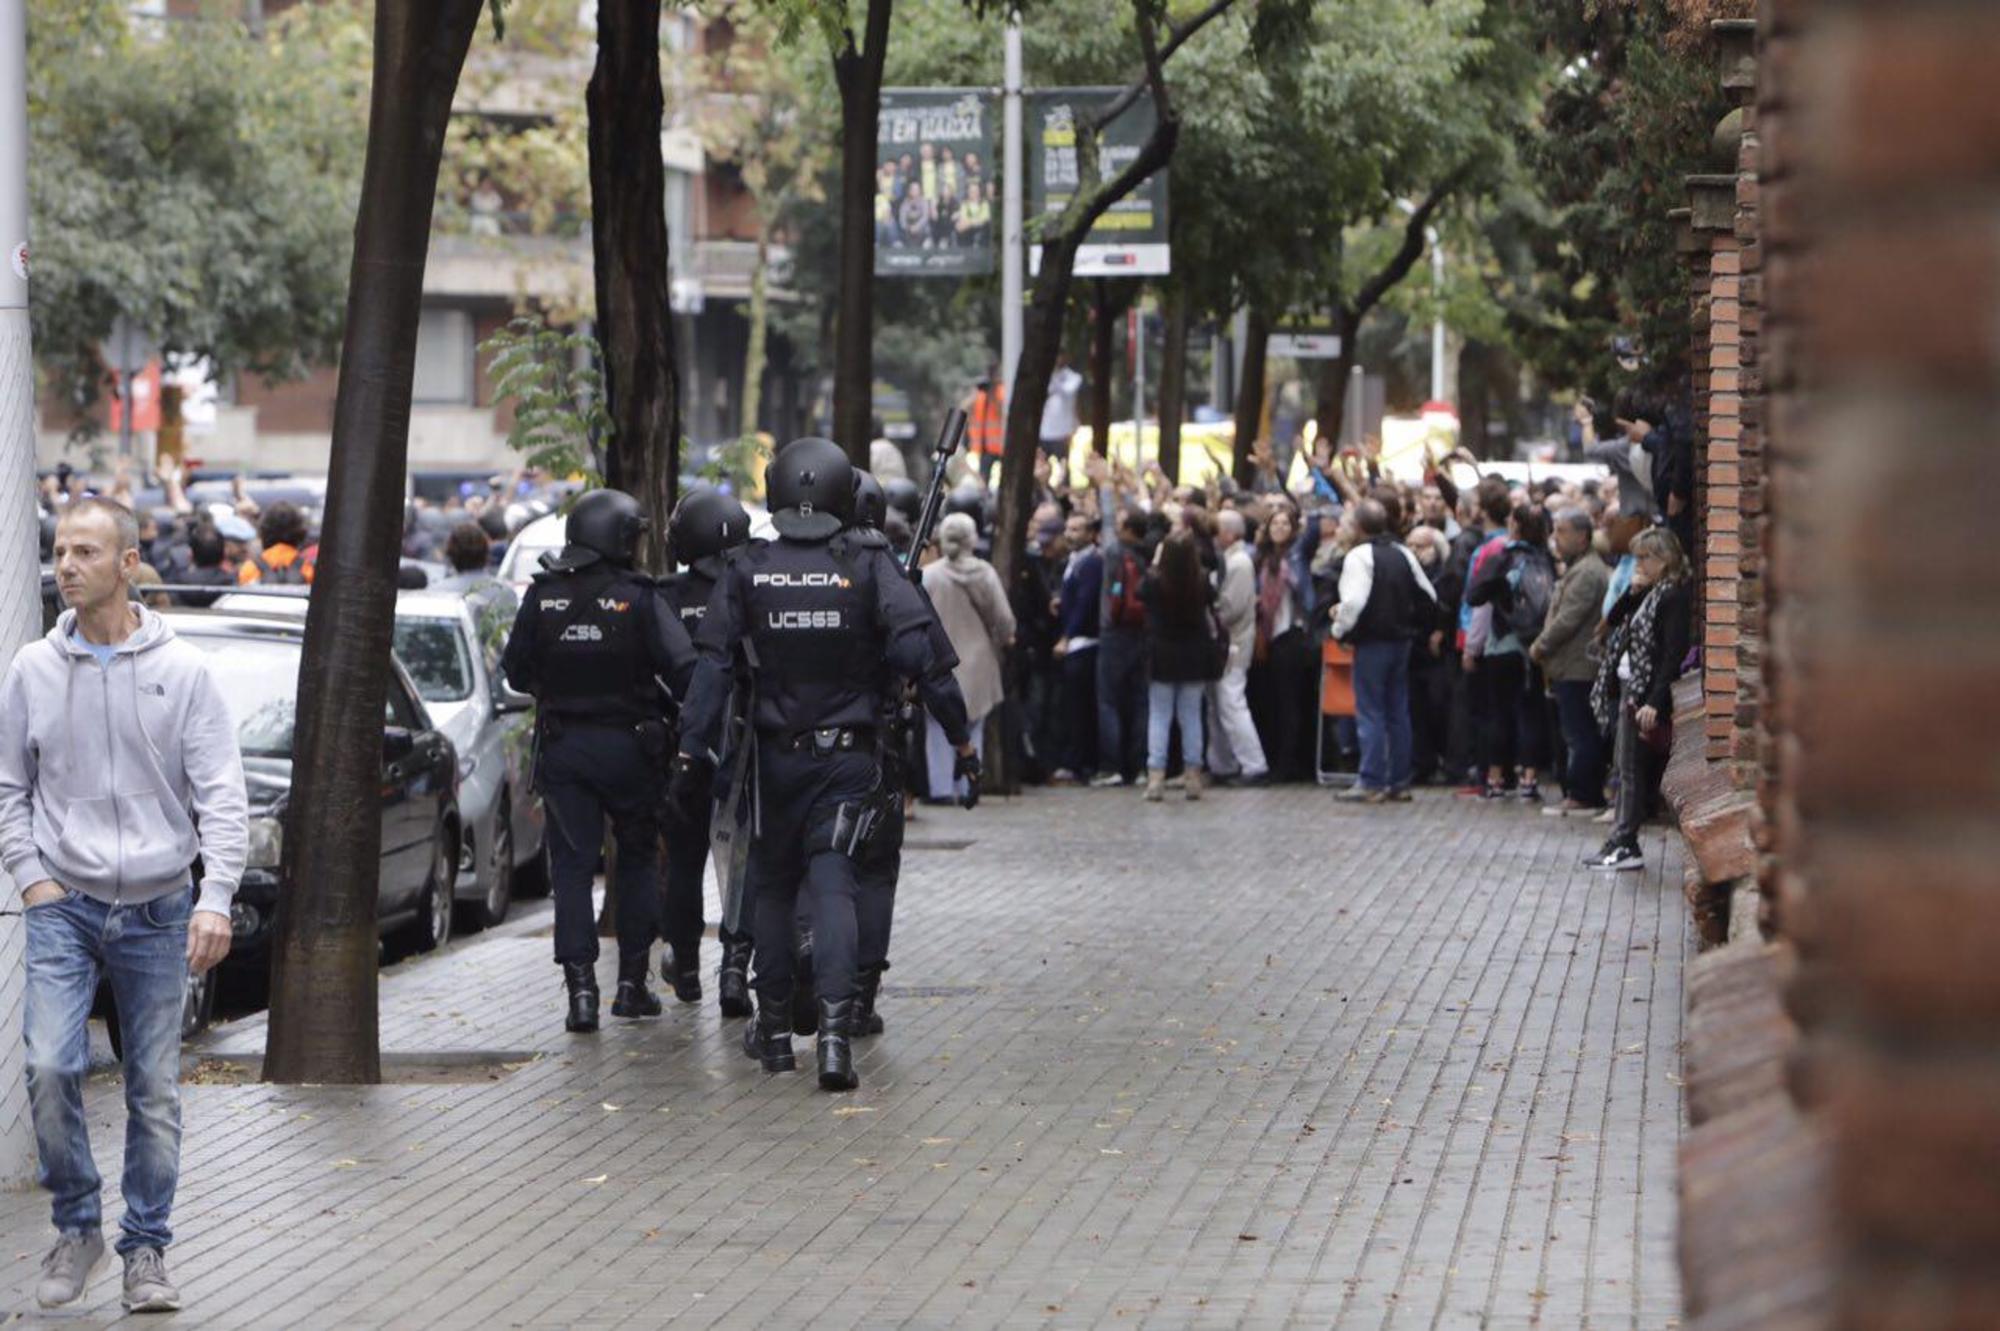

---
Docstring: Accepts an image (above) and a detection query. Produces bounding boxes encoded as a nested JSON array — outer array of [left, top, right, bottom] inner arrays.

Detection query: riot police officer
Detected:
[[657, 486, 754, 1014], [501, 489, 697, 1033], [671, 438, 976, 1091], [843, 470, 958, 1038]]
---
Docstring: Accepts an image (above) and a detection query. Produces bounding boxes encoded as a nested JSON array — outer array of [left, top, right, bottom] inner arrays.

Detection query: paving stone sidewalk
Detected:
[[0, 787, 1687, 1329]]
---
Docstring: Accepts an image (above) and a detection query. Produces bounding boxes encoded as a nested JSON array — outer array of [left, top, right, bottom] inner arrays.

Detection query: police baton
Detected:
[[903, 407, 968, 583]]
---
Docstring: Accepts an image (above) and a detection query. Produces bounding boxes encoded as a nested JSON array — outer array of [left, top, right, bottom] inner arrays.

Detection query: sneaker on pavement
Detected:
[[1088, 772, 1127, 789], [1583, 842, 1645, 873], [121, 1245, 180, 1313], [1516, 782, 1542, 802], [1335, 785, 1386, 804], [1048, 769, 1080, 787], [37, 1230, 108, 1309], [1387, 788, 1413, 803]]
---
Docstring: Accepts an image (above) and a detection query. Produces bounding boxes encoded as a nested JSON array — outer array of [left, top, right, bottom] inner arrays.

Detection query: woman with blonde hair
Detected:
[[1583, 526, 1692, 872]]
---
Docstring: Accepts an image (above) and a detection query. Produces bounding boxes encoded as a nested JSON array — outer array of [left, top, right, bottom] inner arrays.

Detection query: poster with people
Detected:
[[876, 89, 996, 277], [1027, 88, 1170, 278]]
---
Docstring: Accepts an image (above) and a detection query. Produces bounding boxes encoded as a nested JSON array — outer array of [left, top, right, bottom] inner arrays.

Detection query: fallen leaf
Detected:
[[832, 1106, 875, 1117], [334, 1159, 360, 1169], [602, 1103, 621, 1112], [1238, 1234, 1258, 1242], [582, 1174, 609, 1185], [921, 1137, 953, 1146]]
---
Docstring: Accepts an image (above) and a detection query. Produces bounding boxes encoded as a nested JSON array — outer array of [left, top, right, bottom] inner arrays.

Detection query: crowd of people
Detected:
[[32, 458, 563, 616], [907, 385, 1697, 875]]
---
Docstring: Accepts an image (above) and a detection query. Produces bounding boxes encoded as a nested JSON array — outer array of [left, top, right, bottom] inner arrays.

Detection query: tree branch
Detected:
[[1093, 0, 1236, 132], [1346, 165, 1470, 322]]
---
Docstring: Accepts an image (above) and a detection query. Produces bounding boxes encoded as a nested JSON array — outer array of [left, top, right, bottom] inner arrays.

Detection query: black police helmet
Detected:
[[562, 488, 648, 567], [669, 486, 752, 564], [945, 483, 985, 522], [883, 477, 921, 524], [851, 471, 887, 530], [767, 437, 853, 540]]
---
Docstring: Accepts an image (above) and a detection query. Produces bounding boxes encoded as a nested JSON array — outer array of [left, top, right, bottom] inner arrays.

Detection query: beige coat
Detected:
[[921, 555, 1016, 722]]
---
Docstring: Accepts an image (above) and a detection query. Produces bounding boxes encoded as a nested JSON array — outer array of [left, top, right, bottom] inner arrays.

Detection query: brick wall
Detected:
[[1765, 0, 2000, 1324]]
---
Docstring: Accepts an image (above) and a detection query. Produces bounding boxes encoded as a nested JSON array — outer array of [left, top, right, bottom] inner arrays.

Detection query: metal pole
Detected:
[[1429, 226, 1446, 404], [1130, 302, 1143, 474], [0, 0, 48, 1184], [1000, 15, 1023, 393]]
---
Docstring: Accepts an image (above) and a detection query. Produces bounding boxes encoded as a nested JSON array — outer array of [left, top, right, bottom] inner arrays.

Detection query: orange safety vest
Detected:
[[968, 384, 1006, 456]]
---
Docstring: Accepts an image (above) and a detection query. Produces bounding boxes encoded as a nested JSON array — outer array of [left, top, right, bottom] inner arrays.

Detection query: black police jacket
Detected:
[[500, 562, 697, 724], [677, 530, 970, 756], [661, 554, 727, 636]]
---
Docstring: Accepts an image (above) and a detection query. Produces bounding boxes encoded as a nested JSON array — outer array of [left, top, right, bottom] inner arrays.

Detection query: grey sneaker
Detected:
[[36, 1229, 108, 1308], [122, 1245, 182, 1313]]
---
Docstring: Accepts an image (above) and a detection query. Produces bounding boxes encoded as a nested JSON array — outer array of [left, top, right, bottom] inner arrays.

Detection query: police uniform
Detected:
[[500, 490, 697, 1032], [657, 486, 755, 1014], [840, 475, 960, 1038], [675, 439, 970, 1091]]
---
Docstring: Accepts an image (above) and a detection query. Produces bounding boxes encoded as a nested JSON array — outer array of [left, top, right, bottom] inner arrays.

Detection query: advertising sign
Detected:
[[876, 89, 996, 277], [1027, 88, 1169, 278]]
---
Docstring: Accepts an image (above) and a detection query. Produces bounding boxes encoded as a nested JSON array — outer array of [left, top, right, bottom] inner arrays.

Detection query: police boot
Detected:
[[816, 996, 859, 1092], [662, 946, 702, 1005], [716, 938, 754, 1019], [562, 962, 600, 1034], [852, 968, 886, 1037], [741, 988, 796, 1072], [611, 953, 663, 1018]]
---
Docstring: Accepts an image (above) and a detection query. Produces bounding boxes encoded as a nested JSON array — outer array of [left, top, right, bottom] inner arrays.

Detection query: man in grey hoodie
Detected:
[[0, 498, 246, 1313]]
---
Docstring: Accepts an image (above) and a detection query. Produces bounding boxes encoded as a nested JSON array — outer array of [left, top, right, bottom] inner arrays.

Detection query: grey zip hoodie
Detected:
[[0, 606, 247, 918]]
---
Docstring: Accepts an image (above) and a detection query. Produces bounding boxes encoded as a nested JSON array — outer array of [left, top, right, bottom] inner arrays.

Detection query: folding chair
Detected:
[[1315, 638, 1358, 787]]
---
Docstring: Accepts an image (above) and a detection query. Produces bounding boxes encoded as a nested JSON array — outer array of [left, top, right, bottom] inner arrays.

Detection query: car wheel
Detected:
[[411, 827, 455, 953], [463, 805, 514, 931]]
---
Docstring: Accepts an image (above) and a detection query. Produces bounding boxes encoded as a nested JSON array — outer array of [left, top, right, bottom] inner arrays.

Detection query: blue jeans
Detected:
[[1146, 680, 1205, 770], [24, 886, 191, 1253], [1352, 639, 1414, 792], [1553, 679, 1608, 808], [1096, 630, 1148, 782]]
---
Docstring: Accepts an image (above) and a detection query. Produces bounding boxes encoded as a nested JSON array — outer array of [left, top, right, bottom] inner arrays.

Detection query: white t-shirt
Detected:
[[1041, 367, 1083, 443]]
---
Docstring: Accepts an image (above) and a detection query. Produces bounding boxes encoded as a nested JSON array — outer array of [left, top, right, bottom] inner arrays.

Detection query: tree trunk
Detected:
[[1316, 306, 1362, 450], [831, 0, 893, 465], [993, 230, 1083, 590], [1230, 304, 1270, 488], [264, 0, 484, 1086], [589, 0, 680, 573], [1156, 281, 1188, 484], [1457, 336, 1489, 461], [1088, 280, 1114, 457], [740, 222, 771, 440]]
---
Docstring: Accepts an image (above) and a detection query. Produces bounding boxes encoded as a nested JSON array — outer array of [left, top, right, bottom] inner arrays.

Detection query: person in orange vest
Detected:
[[237, 502, 315, 586], [964, 368, 1006, 484]]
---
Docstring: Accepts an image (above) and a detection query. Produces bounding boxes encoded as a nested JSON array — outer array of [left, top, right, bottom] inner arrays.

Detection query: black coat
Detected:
[[1140, 569, 1219, 684]]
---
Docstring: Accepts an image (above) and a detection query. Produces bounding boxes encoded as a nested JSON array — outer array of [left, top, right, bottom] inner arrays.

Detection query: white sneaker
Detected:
[[36, 1231, 108, 1309]]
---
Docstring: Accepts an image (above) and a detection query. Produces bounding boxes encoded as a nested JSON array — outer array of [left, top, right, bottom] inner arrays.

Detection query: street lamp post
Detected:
[[0, 0, 48, 1185], [1000, 14, 1023, 394]]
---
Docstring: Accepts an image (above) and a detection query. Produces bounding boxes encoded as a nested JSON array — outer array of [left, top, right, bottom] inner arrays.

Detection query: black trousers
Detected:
[[745, 741, 878, 1006], [660, 770, 711, 957], [855, 796, 903, 978], [1475, 652, 1549, 777], [1255, 628, 1318, 782], [540, 724, 661, 967], [1408, 649, 1451, 785], [1061, 648, 1099, 775]]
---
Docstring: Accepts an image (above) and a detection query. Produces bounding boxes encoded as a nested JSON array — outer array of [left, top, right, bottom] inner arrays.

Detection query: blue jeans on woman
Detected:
[[1353, 639, 1414, 792], [1147, 679, 1206, 770], [24, 886, 191, 1254]]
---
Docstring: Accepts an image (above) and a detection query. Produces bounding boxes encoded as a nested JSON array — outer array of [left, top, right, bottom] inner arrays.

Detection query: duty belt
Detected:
[[778, 725, 877, 755]]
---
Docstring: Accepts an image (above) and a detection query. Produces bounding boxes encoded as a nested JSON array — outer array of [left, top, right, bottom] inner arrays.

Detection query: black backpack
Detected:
[[1502, 548, 1554, 642]]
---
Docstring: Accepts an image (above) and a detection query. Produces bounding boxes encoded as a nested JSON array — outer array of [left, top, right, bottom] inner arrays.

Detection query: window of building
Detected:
[[412, 308, 474, 405]]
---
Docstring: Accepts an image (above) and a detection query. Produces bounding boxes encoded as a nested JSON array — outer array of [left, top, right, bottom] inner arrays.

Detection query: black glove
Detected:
[[953, 747, 982, 810], [666, 752, 713, 822]]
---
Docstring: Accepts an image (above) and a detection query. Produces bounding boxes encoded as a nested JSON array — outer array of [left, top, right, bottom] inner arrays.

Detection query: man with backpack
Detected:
[[235, 503, 315, 587], [1332, 500, 1438, 803]]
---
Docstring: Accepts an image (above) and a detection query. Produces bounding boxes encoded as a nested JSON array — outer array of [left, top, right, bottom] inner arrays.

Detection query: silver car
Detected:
[[390, 584, 546, 928]]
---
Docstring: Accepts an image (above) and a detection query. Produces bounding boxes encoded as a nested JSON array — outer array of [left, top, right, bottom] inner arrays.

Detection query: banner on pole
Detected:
[[1268, 310, 1342, 360], [876, 90, 996, 277], [1027, 88, 1169, 278]]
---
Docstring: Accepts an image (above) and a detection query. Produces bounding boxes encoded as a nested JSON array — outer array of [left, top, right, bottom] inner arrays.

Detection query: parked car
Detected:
[[389, 585, 546, 928], [497, 511, 566, 593], [166, 607, 462, 970]]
